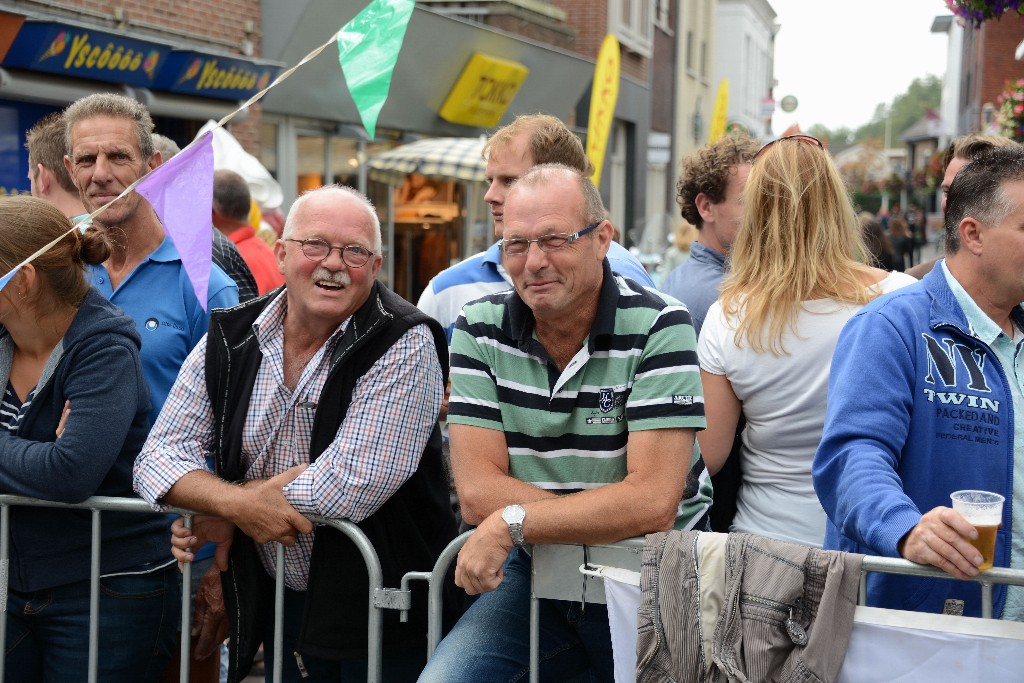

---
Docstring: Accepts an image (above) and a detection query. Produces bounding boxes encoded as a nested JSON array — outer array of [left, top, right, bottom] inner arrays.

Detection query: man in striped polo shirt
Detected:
[[418, 165, 713, 682]]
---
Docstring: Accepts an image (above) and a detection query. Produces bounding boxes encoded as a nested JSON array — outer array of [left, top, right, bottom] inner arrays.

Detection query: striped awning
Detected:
[[368, 136, 487, 185]]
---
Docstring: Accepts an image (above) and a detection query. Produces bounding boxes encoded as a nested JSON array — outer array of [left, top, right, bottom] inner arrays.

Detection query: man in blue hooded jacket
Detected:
[[813, 146, 1024, 619]]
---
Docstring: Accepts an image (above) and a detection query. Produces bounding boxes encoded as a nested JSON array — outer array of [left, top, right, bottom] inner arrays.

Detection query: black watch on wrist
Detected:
[[502, 504, 526, 547]]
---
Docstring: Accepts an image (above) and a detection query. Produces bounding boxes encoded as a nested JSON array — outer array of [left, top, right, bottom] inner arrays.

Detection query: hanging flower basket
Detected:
[[996, 79, 1024, 142], [946, 0, 1024, 27]]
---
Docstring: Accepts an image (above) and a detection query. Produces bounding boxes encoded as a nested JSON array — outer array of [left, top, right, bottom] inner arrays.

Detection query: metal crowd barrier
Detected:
[[0, 494, 438, 683], [10, 492, 1024, 683], [857, 554, 1024, 618], [423, 535, 1024, 683]]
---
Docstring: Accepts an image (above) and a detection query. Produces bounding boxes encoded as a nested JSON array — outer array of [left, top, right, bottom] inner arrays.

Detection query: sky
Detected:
[[766, 0, 952, 135]]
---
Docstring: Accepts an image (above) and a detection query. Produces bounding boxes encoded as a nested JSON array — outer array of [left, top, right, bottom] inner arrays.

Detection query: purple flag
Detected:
[[135, 132, 215, 309]]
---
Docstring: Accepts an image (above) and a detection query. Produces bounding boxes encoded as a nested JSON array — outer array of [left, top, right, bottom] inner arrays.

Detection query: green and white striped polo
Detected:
[[448, 263, 713, 530]]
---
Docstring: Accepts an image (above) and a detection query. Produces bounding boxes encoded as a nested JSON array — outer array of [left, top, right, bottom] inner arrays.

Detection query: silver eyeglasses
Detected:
[[499, 222, 601, 256], [285, 238, 375, 268]]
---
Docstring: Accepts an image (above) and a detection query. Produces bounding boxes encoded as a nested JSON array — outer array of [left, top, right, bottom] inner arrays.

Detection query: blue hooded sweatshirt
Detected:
[[0, 287, 172, 591]]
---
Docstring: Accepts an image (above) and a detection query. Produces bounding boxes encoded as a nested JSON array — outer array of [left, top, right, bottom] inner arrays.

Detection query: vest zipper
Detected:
[[294, 651, 309, 678]]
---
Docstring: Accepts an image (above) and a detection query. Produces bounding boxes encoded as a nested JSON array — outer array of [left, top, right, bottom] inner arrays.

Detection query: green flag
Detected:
[[337, 0, 415, 140]]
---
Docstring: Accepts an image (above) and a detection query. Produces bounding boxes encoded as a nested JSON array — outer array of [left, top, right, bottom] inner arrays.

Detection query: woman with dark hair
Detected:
[[888, 215, 913, 272], [0, 196, 177, 681], [860, 215, 896, 271], [696, 136, 916, 547]]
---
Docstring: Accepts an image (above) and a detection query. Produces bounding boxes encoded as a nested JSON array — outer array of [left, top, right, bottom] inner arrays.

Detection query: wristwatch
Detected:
[[502, 504, 526, 547]]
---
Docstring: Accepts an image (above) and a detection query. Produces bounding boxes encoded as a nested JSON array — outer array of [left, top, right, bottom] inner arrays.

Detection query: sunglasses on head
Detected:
[[754, 134, 824, 161]]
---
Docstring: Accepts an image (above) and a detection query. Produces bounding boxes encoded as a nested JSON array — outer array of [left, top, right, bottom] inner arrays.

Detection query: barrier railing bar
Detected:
[[859, 554, 1024, 586], [274, 542, 285, 683], [0, 494, 193, 515], [314, 516, 384, 683], [400, 571, 430, 624], [424, 530, 471, 658], [89, 509, 101, 683], [859, 554, 1024, 619], [529, 588, 540, 683], [0, 497, 423, 683], [179, 513, 194, 683], [0, 504, 9, 683]]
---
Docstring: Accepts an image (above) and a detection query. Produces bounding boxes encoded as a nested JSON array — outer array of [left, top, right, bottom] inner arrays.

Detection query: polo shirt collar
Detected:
[[688, 240, 727, 267], [482, 241, 502, 266], [941, 259, 1010, 345], [147, 236, 182, 263], [229, 225, 257, 244]]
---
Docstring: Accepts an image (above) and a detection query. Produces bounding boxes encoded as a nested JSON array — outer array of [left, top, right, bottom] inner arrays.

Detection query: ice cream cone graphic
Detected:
[[177, 58, 201, 85], [142, 50, 159, 78], [39, 31, 67, 62]]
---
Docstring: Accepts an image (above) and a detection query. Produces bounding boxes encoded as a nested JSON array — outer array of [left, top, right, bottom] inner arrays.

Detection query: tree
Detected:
[[799, 76, 942, 147]]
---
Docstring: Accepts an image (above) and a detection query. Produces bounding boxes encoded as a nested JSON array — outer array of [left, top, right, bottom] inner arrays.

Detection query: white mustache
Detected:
[[311, 267, 351, 287]]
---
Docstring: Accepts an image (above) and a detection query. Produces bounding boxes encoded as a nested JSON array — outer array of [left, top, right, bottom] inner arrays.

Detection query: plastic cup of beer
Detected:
[[950, 490, 1004, 571]]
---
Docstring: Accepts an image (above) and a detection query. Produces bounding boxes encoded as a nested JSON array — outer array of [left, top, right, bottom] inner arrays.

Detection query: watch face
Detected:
[[503, 504, 525, 524]]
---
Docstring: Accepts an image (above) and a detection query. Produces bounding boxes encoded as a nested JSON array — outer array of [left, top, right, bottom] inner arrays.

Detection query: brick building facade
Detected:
[[0, 0, 267, 187]]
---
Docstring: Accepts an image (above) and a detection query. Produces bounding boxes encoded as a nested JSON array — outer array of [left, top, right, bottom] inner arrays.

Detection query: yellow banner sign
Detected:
[[709, 80, 729, 143], [587, 34, 619, 187], [439, 53, 528, 128]]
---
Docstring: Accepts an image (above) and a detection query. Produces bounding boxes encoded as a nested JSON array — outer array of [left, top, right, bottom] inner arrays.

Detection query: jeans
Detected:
[[418, 548, 614, 683], [5, 563, 180, 683], [261, 587, 425, 683]]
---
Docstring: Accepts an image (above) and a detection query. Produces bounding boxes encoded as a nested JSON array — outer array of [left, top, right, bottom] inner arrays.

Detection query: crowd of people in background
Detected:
[[1, 95, 1022, 682]]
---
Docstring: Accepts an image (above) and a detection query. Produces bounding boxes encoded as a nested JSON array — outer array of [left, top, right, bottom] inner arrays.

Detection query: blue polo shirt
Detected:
[[660, 241, 727, 337], [90, 237, 238, 426]]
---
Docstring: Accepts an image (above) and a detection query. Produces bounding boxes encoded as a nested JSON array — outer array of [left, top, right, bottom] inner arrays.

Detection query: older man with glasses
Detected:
[[134, 185, 458, 682], [417, 165, 713, 682]]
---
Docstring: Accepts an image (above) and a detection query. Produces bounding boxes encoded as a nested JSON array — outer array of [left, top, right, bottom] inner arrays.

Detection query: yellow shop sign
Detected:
[[440, 53, 528, 128], [194, 59, 259, 92]]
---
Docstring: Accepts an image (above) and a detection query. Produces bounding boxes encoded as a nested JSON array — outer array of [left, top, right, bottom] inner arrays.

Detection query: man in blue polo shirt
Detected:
[[417, 113, 653, 343], [63, 93, 238, 425], [63, 93, 238, 680]]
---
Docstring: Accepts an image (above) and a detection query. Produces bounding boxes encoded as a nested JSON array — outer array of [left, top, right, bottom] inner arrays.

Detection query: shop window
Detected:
[[331, 137, 359, 187], [296, 133, 326, 192], [391, 173, 461, 303]]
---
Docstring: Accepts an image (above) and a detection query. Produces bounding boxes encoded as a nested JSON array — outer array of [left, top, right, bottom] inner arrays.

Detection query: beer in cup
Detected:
[[950, 490, 1004, 571]]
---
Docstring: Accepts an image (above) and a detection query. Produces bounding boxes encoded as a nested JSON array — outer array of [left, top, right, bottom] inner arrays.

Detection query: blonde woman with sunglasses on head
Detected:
[[696, 136, 916, 547]]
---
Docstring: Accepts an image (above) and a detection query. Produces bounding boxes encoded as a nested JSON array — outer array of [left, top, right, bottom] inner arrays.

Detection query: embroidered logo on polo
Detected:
[[586, 387, 626, 424], [143, 317, 185, 332]]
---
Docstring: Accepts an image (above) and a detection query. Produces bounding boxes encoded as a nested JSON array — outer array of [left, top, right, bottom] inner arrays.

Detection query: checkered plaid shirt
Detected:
[[134, 291, 443, 590]]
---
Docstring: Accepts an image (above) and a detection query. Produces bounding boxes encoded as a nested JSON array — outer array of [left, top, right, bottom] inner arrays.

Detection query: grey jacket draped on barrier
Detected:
[[637, 531, 863, 682]]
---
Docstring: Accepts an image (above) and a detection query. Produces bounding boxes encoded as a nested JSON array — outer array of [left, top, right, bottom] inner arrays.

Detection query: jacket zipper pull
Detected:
[[294, 651, 310, 678], [785, 605, 808, 646]]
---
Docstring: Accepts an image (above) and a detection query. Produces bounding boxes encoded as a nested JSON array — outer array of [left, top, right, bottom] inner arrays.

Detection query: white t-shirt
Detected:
[[698, 271, 917, 547]]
